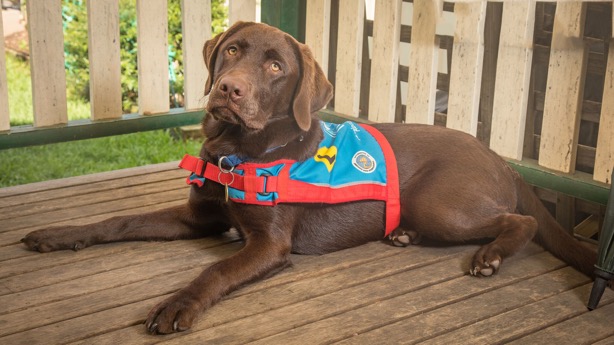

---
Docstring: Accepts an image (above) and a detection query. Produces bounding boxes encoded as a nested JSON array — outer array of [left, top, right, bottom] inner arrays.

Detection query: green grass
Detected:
[[0, 130, 202, 187], [6, 54, 90, 125], [2, 54, 203, 188]]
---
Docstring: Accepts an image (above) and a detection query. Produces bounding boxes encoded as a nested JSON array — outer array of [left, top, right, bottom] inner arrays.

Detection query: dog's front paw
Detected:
[[387, 228, 422, 247], [146, 290, 203, 334], [21, 227, 89, 253]]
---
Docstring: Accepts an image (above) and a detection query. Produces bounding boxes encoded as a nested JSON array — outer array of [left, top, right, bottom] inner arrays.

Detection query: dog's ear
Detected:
[[203, 21, 255, 95], [292, 42, 333, 131]]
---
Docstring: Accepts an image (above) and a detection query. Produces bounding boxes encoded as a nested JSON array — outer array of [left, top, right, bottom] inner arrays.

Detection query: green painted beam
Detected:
[[507, 159, 610, 206], [0, 108, 205, 150]]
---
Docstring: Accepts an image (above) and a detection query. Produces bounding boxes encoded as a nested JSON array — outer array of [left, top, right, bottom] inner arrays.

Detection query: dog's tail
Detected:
[[516, 178, 597, 278]]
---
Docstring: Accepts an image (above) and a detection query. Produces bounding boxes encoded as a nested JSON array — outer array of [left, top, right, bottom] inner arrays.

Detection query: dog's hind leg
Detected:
[[469, 213, 538, 277]]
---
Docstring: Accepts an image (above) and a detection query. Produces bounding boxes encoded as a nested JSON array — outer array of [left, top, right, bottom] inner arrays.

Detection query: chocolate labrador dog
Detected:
[[22, 22, 596, 334]]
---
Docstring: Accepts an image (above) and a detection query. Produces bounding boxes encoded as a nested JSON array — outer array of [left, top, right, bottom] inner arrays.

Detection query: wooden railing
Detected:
[[0, 0, 264, 148], [306, 0, 612, 209]]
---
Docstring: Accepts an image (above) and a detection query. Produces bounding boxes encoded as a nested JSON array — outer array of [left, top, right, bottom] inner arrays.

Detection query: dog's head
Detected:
[[203, 22, 333, 132]]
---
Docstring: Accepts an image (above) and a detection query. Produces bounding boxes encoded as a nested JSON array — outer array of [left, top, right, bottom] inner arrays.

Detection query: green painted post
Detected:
[[261, 0, 306, 42]]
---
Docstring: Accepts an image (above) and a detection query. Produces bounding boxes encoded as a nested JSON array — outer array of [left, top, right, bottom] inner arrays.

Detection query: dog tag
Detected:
[[224, 184, 229, 202]]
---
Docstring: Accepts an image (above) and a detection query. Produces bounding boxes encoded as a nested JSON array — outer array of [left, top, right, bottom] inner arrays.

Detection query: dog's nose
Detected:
[[219, 77, 246, 102]]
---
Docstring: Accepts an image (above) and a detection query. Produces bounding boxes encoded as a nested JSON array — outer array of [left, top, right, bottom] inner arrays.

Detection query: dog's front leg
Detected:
[[22, 201, 230, 252], [145, 228, 292, 334]]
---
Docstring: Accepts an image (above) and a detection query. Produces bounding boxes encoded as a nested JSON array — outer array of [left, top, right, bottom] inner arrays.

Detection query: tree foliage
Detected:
[[62, 0, 228, 113]]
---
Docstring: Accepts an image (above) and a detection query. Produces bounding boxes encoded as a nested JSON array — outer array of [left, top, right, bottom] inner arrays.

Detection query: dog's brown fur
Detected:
[[22, 22, 597, 334]]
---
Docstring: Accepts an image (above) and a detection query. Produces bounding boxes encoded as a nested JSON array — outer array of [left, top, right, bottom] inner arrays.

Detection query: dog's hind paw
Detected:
[[469, 259, 501, 277], [387, 228, 422, 247]]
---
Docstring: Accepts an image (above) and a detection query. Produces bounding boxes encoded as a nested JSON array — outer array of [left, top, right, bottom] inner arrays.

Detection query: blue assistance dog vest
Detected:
[[179, 121, 400, 236]]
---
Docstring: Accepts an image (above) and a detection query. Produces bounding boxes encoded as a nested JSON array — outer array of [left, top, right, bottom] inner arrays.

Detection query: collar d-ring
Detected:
[[218, 156, 235, 173]]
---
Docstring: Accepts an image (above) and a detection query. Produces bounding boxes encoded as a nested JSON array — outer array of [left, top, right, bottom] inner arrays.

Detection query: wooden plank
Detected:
[[0, 169, 185, 210], [594, 335, 614, 345], [538, 2, 587, 173], [0, 161, 180, 198], [182, 0, 211, 110], [335, 266, 590, 344], [305, 0, 331, 74], [368, 0, 402, 123], [229, 0, 257, 24], [0, 11, 9, 132], [136, 0, 170, 115], [0, 189, 188, 243], [489, 1, 536, 160], [333, 0, 365, 117], [0, 240, 242, 315], [1, 244, 471, 344], [508, 301, 614, 344], [229, 251, 562, 345], [87, 0, 122, 120], [0, 237, 238, 297], [82, 246, 477, 345], [423, 284, 614, 345], [1, 175, 185, 227], [405, 0, 441, 125], [0, 200, 185, 263], [154, 247, 549, 344], [0, 243, 416, 337], [26, 1, 68, 127], [446, 1, 486, 136], [594, 39, 614, 184]]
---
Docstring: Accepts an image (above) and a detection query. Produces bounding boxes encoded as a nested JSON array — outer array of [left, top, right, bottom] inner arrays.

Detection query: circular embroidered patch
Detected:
[[352, 151, 376, 173]]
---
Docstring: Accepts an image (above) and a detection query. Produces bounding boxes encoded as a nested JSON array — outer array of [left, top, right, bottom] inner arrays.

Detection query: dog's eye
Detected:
[[227, 46, 238, 56], [271, 62, 281, 72]]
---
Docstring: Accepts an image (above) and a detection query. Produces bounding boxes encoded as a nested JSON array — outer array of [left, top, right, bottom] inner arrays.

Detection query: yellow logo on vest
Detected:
[[314, 146, 337, 172]]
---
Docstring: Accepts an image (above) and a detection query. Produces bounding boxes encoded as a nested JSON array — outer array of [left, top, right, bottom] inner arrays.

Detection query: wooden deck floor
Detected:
[[1, 162, 613, 345]]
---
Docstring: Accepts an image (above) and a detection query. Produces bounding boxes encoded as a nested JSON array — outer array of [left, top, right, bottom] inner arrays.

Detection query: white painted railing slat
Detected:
[[27, 1, 68, 127], [229, 0, 257, 24], [368, 0, 402, 123], [88, 0, 122, 120], [136, 0, 170, 115], [405, 0, 441, 125], [0, 12, 9, 131], [334, 0, 365, 117], [305, 0, 331, 75], [538, 2, 587, 173], [594, 40, 614, 184], [489, 1, 536, 160], [445, 1, 486, 136], [182, 0, 212, 110]]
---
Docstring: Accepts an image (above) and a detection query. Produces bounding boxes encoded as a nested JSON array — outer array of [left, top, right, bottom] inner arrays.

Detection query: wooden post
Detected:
[[182, 0, 212, 110], [405, 0, 441, 125], [305, 0, 331, 74], [137, 0, 170, 115], [0, 12, 9, 131], [489, 1, 536, 160], [594, 38, 614, 184], [446, 1, 486, 136], [87, 0, 122, 120], [368, 0, 402, 123], [334, 0, 365, 117], [229, 0, 257, 24], [538, 2, 587, 173], [27, 1, 68, 127]]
